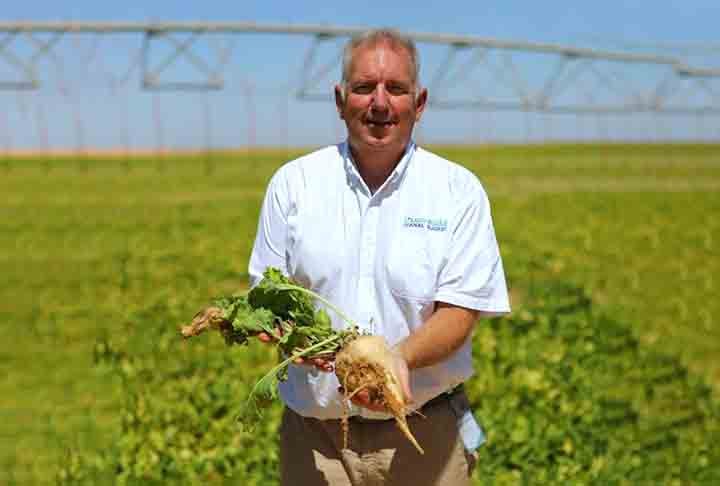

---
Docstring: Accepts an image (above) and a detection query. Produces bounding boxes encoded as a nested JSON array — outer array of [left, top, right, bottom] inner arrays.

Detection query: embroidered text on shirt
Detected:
[[403, 216, 448, 232]]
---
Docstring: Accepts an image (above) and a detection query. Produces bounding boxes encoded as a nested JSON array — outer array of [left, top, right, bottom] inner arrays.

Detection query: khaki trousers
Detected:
[[279, 394, 477, 486]]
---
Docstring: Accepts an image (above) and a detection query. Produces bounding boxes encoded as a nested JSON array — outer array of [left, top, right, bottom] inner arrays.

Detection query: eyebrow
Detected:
[[350, 77, 411, 85]]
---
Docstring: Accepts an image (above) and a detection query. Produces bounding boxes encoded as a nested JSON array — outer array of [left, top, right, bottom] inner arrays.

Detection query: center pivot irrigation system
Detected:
[[1, 21, 719, 115]]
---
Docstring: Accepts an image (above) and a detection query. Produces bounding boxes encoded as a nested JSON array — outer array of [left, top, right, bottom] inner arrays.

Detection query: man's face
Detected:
[[335, 41, 427, 158]]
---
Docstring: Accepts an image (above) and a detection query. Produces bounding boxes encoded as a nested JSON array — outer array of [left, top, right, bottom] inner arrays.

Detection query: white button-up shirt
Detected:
[[249, 140, 510, 420]]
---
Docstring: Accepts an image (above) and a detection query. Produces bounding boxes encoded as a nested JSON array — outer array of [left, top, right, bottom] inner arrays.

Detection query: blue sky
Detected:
[[2, 1, 719, 149]]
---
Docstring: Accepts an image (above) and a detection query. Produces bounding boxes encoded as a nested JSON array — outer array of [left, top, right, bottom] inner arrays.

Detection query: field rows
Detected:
[[1, 143, 718, 484]]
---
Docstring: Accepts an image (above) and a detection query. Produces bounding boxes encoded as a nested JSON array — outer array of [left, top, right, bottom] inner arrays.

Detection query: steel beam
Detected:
[[0, 21, 717, 115], [0, 21, 685, 63], [429, 99, 720, 115]]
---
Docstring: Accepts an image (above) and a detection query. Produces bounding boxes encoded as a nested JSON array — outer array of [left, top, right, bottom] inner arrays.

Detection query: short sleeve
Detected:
[[434, 182, 510, 315], [248, 169, 292, 287]]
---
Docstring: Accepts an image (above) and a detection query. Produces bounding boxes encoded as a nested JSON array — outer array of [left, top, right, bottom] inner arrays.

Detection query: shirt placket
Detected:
[[356, 193, 379, 334]]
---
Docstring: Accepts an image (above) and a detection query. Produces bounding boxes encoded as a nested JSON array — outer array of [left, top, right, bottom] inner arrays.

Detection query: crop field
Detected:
[[1, 143, 719, 484]]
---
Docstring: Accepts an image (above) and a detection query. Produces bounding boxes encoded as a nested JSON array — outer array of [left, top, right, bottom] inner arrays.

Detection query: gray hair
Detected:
[[340, 28, 421, 89]]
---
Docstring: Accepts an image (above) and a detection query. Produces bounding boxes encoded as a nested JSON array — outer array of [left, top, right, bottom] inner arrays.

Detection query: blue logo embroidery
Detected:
[[403, 216, 447, 232]]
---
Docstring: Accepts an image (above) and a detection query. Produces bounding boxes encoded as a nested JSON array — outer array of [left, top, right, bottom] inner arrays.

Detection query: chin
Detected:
[[365, 133, 401, 146], [365, 139, 397, 151], [349, 133, 406, 154]]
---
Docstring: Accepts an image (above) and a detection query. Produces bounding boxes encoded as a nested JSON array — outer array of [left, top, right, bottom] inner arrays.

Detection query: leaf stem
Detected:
[[275, 283, 360, 329], [241, 332, 345, 421], [274, 332, 342, 375]]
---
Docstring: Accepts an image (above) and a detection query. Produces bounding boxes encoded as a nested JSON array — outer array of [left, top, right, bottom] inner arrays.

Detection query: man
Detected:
[[249, 28, 510, 486]]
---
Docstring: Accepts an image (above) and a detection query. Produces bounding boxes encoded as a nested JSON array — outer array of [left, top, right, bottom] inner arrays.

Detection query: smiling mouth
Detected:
[[366, 120, 395, 128]]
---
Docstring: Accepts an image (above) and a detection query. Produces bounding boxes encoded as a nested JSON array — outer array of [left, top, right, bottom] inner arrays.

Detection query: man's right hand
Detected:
[[256, 331, 335, 372]]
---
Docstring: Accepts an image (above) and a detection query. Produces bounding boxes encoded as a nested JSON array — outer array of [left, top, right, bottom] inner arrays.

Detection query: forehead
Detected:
[[347, 41, 414, 82]]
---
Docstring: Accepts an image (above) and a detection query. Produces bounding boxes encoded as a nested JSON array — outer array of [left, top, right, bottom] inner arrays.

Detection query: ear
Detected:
[[334, 84, 345, 120], [414, 87, 428, 122]]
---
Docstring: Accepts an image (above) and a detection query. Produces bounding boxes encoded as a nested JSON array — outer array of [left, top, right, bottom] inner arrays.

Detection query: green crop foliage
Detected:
[[55, 278, 720, 485], [0, 143, 718, 484]]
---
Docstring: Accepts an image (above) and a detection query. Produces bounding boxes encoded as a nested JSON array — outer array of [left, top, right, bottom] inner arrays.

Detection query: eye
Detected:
[[352, 83, 374, 95], [386, 83, 410, 96]]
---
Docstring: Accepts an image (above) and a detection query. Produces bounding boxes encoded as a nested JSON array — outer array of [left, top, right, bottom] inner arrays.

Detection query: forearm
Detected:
[[395, 302, 480, 370]]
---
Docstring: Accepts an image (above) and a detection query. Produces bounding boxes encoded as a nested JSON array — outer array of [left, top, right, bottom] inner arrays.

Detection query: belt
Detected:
[[424, 383, 464, 409], [347, 384, 465, 423]]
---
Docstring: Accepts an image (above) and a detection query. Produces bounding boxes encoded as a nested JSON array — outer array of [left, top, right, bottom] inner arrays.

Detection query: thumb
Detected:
[[393, 351, 413, 405]]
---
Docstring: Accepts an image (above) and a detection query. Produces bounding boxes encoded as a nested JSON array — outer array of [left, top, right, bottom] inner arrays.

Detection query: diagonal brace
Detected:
[[142, 30, 224, 90], [296, 34, 342, 99], [0, 31, 64, 89]]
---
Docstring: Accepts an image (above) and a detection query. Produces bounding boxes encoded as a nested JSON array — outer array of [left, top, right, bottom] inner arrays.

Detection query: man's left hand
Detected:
[[346, 347, 412, 412]]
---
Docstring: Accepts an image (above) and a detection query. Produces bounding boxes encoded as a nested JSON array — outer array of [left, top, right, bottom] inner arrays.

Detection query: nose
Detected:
[[370, 84, 389, 113]]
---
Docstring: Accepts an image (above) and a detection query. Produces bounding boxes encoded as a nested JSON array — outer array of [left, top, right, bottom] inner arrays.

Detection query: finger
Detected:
[[355, 389, 371, 404], [257, 332, 273, 343], [401, 381, 413, 405], [350, 395, 385, 412], [394, 356, 413, 404]]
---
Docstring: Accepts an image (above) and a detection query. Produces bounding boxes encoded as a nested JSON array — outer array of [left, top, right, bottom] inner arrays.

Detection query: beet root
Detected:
[[335, 335, 424, 454]]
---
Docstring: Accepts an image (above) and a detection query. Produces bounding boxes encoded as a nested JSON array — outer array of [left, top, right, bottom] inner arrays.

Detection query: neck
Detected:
[[348, 142, 408, 192]]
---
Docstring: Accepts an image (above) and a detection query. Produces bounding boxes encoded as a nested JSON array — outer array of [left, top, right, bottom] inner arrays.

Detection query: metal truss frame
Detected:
[[140, 28, 235, 90], [0, 29, 63, 89], [423, 43, 720, 114], [0, 21, 718, 114]]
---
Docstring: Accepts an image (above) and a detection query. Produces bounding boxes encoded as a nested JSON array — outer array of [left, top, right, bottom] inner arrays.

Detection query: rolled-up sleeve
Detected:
[[435, 182, 510, 316]]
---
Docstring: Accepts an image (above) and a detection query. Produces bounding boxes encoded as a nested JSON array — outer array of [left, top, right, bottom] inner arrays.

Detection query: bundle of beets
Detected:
[[181, 267, 424, 454]]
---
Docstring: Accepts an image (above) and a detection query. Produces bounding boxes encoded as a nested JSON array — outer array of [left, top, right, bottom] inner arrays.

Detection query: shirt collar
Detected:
[[340, 140, 416, 193]]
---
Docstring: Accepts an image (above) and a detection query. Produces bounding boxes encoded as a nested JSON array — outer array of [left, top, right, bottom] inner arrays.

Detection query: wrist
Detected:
[[394, 341, 414, 370]]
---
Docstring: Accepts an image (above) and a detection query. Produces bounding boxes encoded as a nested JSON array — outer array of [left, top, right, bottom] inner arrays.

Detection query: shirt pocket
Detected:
[[384, 231, 437, 303]]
